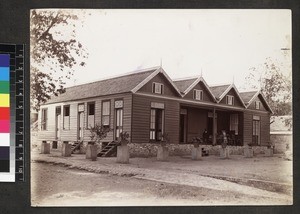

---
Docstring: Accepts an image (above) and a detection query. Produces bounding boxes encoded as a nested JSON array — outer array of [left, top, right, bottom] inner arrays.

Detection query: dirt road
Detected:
[[31, 162, 291, 206]]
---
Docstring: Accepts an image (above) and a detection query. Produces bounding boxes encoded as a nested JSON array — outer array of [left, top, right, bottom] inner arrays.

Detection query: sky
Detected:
[[39, 9, 292, 90]]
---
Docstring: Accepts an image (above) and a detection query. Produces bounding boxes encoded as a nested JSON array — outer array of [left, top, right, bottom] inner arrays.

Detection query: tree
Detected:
[[30, 9, 88, 111], [245, 57, 292, 129]]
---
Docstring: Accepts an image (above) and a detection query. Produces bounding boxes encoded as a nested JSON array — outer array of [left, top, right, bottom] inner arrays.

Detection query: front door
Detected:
[[55, 107, 61, 139], [78, 104, 84, 140], [179, 108, 187, 143]]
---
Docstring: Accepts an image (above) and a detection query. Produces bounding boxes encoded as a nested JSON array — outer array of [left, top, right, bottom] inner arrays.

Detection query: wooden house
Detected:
[[37, 66, 273, 153]]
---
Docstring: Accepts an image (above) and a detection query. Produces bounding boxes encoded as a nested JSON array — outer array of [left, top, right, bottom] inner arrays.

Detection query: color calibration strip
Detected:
[[0, 44, 25, 182], [0, 53, 12, 181]]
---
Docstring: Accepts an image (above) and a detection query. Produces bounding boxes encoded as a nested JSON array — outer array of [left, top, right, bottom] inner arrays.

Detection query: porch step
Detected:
[[98, 141, 118, 157], [71, 141, 83, 154]]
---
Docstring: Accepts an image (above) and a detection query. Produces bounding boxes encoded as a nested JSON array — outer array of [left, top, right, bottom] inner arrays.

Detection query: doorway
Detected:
[[179, 108, 187, 143], [78, 104, 84, 140], [55, 107, 61, 139]]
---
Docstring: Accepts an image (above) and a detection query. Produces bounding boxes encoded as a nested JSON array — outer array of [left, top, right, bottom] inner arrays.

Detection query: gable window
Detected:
[[102, 100, 110, 127], [41, 108, 48, 130], [230, 114, 239, 135], [63, 105, 70, 130], [152, 82, 164, 94], [150, 102, 164, 141], [193, 89, 203, 100], [226, 95, 234, 105], [87, 102, 95, 128], [255, 101, 260, 110]]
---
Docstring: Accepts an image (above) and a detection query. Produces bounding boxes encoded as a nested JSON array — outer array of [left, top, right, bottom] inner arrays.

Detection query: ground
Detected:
[[31, 148, 292, 206]]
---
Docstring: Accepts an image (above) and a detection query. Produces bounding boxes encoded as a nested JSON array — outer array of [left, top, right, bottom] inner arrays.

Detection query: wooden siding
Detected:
[[219, 88, 244, 107], [248, 95, 268, 111], [186, 108, 208, 142], [243, 111, 270, 146], [138, 73, 180, 97], [38, 105, 56, 141], [131, 94, 180, 144], [38, 93, 132, 143], [185, 82, 215, 102]]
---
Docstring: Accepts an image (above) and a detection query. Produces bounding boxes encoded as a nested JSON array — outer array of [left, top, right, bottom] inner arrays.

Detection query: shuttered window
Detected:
[[41, 108, 48, 130], [115, 100, 123, 139], [226, 95, 234, 105], [193, 89, 203, 100], [255, 101, 260, 109], [229, 114, 238, 135], [252, 116, 261, 145], [63, 105, 70, 130], [102, 101, 110, 127], [152, 82, 164, 94], [87, 102, 95, 128], [150, 107, 164, 141]]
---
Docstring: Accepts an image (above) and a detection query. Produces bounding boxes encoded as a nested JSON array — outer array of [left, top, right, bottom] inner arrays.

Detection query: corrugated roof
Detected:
[[209, 84, 231, 99], [46, 68, 158, 104], [239, 91, 257, 104], [173, 78, 198, 93]]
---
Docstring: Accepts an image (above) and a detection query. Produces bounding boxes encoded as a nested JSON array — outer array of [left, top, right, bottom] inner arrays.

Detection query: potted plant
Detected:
[[220, 130, 230, 159], [157, 132, 170, 161], [265, 142, 274, 157], [191, 137, 202, 160], [88, 123, 111, 161], [244, 142, 254, 158], [116, 131, 130, 164]]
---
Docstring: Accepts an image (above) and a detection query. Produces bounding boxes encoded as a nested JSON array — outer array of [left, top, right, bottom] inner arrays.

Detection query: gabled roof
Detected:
[[46, 67, 159, 104], [173, 77, 198, 93], [174, 76, 217, 102], [131, 67, 182, 97], [210, 84, 246, 108], [239, 91, 258, 105], [209, 84, 231, 100], [240, 90, 273, 113]]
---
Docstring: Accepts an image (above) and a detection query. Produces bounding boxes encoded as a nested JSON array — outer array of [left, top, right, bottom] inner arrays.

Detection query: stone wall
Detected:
[[128, 143, 269, 157], [270, 133, 292, 154]]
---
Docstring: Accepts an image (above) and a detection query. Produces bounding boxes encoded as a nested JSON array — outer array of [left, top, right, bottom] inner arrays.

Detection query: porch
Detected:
[[179, 105, 244, 146]]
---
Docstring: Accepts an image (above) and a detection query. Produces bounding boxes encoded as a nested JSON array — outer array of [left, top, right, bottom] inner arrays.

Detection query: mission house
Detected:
[[37, 66, 272, 152]]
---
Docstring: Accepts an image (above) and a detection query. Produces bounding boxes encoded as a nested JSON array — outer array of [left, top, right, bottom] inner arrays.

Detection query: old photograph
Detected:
[[30, 9, 292, 206]]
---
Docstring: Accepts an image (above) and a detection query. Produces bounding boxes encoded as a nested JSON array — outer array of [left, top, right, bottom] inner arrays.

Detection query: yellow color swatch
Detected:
[[0, 94, 9, 107]]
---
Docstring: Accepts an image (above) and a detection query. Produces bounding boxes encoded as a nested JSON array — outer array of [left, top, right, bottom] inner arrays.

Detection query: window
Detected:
[[41, 108, 48, 130], [150, 105, 164, 141], [152, 82, 164, 94], [87, 102, 95, 128], [255, 101, 260, 110], [115, 100, 123, 139], [63, 105, 70, 129], [193, 89, 203, 100], [102, 101, 110, 127], [252, 116, 260, 145], [230, 114, 239, 135], [226, 95, 234, 105]]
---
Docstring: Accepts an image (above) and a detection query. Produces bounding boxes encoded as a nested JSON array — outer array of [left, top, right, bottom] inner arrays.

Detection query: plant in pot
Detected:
[[265, 141, 274, 157], [157, 132, 170, 161], [244, 142, 254, 158], [116, 131, 130, 164], [88, 123, 111, 161], [191, 137, 203, 160]]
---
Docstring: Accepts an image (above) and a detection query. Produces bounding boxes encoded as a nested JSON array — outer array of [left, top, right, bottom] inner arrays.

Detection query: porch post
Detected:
[[213, 108, 216, 145]]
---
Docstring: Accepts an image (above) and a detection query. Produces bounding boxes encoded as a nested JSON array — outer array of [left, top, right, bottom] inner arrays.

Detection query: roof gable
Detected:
[[212, 84, 246, 108], [173, 78, 198, 94], [132, 67, 182, 96], [178, 76, 216, 102], [209, 84, 231, 99], [241, 90, 273, 113]]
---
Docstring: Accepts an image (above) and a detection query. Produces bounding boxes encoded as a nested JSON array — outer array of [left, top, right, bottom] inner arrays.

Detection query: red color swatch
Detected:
[[0, 107, 9, 120]]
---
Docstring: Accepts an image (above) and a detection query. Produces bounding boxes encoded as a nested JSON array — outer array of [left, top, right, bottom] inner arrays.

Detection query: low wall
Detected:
[[128, 143, 269, 157], [270, 133, 292, 154]]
